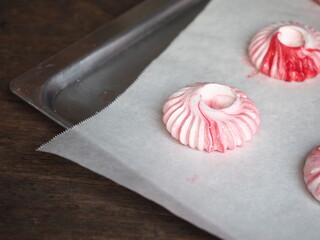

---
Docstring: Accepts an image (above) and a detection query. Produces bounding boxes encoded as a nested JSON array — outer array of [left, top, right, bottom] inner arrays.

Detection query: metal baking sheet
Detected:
[[10, 0, 209, 128]]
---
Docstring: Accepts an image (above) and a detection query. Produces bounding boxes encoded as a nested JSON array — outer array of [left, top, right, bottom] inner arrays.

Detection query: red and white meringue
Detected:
[[162, 82, 260, 153], [249, 22, 320, 82], [304, 146, 320, 202]]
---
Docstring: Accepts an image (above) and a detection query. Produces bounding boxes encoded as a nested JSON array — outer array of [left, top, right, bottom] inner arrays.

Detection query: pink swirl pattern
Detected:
[[304, 146, 320, 202], [249, 21, 320, 82], [162, 83, 260, 153]]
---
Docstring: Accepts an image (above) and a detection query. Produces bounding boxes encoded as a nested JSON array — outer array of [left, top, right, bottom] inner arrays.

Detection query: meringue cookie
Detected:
[[162, 82, 260, 153], [249, 22, 320, 82], [304, 146, 320, 202]]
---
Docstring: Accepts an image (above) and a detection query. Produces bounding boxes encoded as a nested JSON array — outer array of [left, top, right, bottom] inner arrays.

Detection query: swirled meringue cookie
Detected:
[[162, 82, 260, 153], [249, 22, 320, 82], [304, 146, 320, 202]]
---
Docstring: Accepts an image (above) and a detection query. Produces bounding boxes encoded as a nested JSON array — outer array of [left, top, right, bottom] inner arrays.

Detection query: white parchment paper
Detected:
[[40, 0, 320, 239]]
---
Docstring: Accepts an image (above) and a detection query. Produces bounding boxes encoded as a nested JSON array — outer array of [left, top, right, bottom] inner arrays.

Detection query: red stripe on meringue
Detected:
[[261, 33, 320, 81]]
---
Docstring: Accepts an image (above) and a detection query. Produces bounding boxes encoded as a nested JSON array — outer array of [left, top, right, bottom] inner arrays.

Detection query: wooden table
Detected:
[[0, 1, 219, 239]]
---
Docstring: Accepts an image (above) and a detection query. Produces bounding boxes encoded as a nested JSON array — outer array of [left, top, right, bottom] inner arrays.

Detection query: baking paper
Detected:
[[39, 0, 320, 239]]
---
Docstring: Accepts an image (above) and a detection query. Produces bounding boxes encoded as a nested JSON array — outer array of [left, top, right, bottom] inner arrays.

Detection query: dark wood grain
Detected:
[[0, 1, 219, 240]]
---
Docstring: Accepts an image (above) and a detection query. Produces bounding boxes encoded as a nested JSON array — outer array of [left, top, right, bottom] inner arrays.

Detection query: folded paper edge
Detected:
[[39, 129, 236, 240]]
